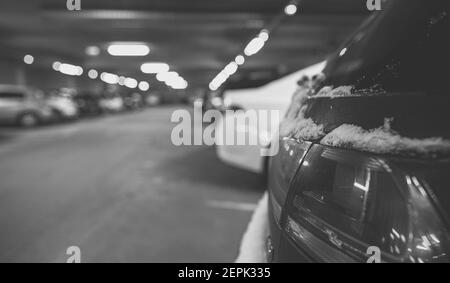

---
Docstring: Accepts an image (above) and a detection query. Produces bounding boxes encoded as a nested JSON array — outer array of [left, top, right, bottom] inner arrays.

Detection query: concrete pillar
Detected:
[[15, 66, 27, 86]]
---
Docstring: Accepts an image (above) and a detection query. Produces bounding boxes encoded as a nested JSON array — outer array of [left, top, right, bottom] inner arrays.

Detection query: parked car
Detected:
[[145, 93, 162, 106], [121, 91, 144, 110], [215, 62, 326, 173], [267, 0, 450, 263], [99, 92, 124, 113], [73, 92, 103, 116], [0, 85, 53, 127], [45, 89, 78, 121]]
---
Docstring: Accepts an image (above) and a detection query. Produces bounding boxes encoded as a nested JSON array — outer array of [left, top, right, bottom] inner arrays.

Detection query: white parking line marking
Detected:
[[206, 200, 257, 212]]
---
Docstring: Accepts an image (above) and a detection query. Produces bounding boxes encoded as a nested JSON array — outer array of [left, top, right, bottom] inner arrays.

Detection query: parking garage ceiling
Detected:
[[0, 0, 369, 89]]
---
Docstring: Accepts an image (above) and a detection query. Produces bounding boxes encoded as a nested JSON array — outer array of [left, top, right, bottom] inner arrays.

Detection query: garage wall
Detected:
[[0, 58, 19, 85]]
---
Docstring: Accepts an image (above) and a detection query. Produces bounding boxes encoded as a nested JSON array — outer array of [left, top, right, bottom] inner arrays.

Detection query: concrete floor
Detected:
[[0, 106, 264, 263]]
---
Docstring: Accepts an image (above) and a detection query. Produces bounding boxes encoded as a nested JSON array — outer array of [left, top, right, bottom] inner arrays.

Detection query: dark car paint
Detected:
[[268, 0, 450, 263], [74, 93, 103, 116], [321, 0, 449, 95], [268, 190, 313, 263], [305, 94, 450, 141]]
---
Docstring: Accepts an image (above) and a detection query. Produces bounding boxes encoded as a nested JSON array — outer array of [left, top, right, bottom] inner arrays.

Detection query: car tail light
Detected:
[[267, 137, 311, 224], [404, 174, 450, 262], [284, 144, 450, 262]]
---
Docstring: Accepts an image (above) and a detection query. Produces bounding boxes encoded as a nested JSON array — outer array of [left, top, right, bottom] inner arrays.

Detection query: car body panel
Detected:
[[74, 92, 103, 116], [0, 85, 52, 125], [268, 0, 450, 263], [46, 96, 79, 119], [99, 97, 124, 113]]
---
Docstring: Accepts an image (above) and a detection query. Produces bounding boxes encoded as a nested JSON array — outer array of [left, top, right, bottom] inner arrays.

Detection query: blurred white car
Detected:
[[99, 95, 124, 112], [215, 61, 326, 173], [0, 85, 53, 127], [46, 92, 78, 120], [146, 93, 162, 106]]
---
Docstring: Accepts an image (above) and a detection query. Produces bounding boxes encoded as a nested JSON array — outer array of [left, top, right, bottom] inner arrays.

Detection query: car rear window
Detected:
[[322, 0, 449, 96], [0, 92, 25, 99]]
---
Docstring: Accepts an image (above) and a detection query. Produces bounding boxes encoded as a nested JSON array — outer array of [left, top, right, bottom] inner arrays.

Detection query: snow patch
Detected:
[[315, 85, 354, 98], [286, 117, 325, 141], [321, 123, 450, 158], [279, 82, 449, 157], [280, 85, 325, 141], [235, 192, 269, 263], [314, 85, 388, 98]]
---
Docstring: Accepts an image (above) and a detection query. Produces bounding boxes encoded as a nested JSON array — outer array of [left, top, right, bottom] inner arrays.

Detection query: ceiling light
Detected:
[[124, 78, 138, 89], [217, 71, 229, 82], [52, 61, 61, 71], [235, 55, 245, 65], [59, 63, 83, 76], [156, 72, 166, 82], [244, 37, 265, 56], [172, 85, 187, 90], [209, 80, 220, 90], [138, 81, 150, 91], [165, 72, 180, 80], [86, 46, 100, 56], [101, 72, 119, 84], [209, 82, 218, 91], [224, 62, 238, 76], [24, 54, 34, 65], [107, 44, 150, 56], [157, 71, 179, 82], [284, 4, 298, 16], [88, 69, 98, 79], [259, 30, 269, 42], [141, 63, 170, 74], [164, 74, 187, 89], [170, 79, 188, 90], [210, 71, 228, 90]]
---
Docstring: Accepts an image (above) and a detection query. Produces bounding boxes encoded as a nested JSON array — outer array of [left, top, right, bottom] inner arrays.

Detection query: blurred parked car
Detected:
[[267, 0, 450, 263], [45, 89, 78, 121], [145, 93, 162, 107], [121, 91, 144, 110], [0, 85, 53, 127], [99, 93, 124, 113], [73, 92, 103, 116], [160, 90, 188, 105], [215, 61, 326, 173]]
